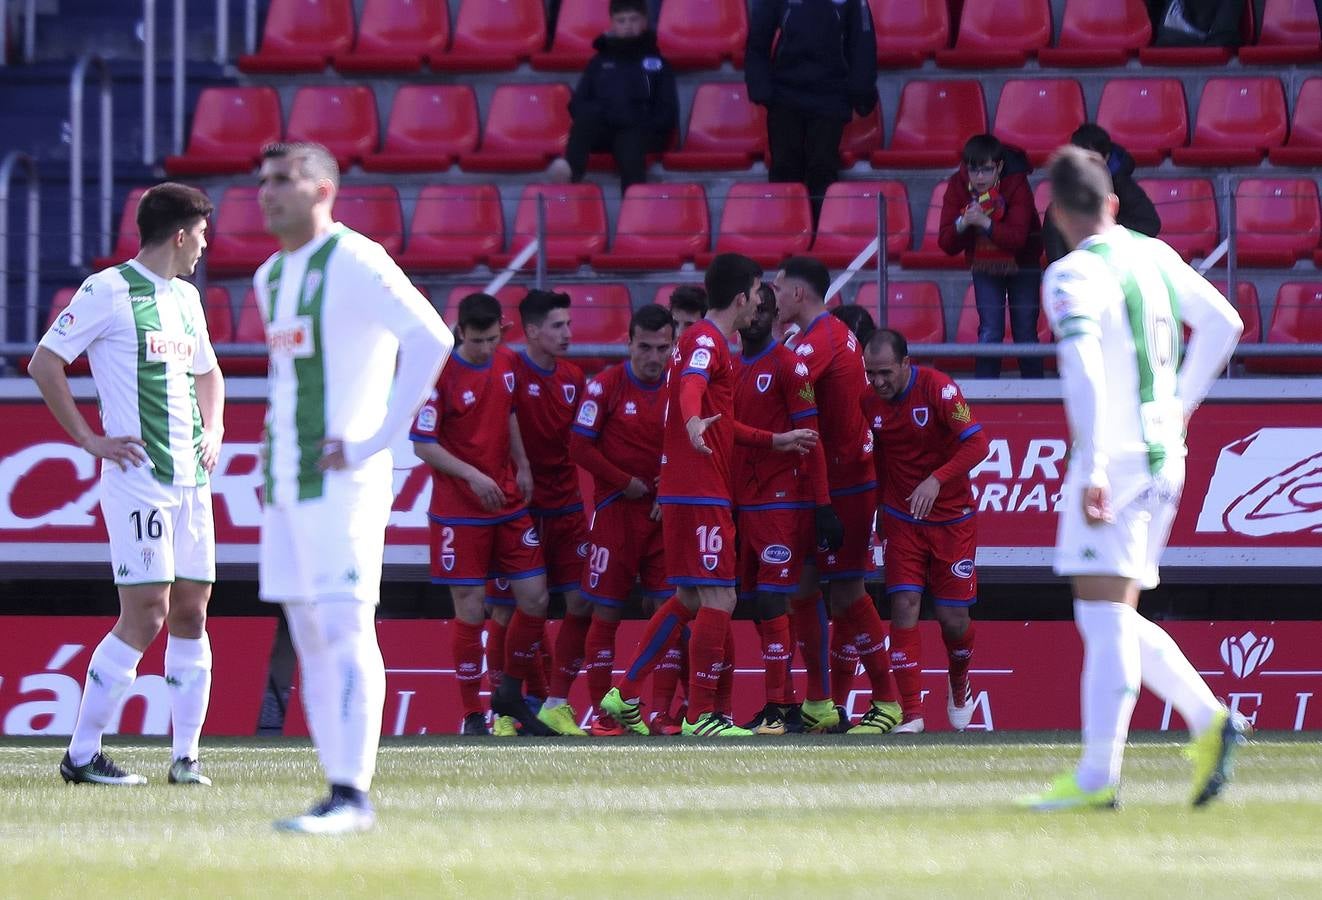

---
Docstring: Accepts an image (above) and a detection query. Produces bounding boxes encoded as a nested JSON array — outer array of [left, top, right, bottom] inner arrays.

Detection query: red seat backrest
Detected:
[[888, 81, 986, 154], [481, 84, 573, 156], [612, 183, 710, 258]]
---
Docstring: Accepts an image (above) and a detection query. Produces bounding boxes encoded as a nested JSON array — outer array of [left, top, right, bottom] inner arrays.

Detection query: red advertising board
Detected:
[[282, 619, 1322, 736], [0, 617, 276, 736], [2, 397, 1319, 572]]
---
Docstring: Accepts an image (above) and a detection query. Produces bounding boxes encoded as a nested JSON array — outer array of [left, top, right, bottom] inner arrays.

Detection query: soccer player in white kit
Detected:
[[1018, 146, 1247, 811], [254, 143, 454, 834], [29, 183, 224, 787]]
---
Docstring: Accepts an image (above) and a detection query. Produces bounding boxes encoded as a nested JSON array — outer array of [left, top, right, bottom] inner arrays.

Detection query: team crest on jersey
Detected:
[[912, 407, 929, 427], [441, 553, 456, 572], [795, 343, 813, 357], [696, 335, 715, 348], [689, 348, 712, 370], [701, 553, 719, 572], [562, 384, 576, 404], [416, 406, 437, 432], [941, 384, 957, 400], [504, 372, 516, 393], [494, 578, 510, 591], [522, 527, 540, 547], [302, 271, 322, 307], [754, 373, 772, 393], [528, 383, 541, 397], [951, 558, 975, 579], [588, 572, 600, 589], [576, 400, 599, 427], [141, 547, 155, 570]]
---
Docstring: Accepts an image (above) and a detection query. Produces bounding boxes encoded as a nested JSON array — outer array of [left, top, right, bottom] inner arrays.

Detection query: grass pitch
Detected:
[[1, 734, 1319, 898]]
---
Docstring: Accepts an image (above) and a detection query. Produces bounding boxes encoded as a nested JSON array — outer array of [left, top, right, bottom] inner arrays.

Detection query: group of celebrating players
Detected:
[[412, 252, 990, 739]]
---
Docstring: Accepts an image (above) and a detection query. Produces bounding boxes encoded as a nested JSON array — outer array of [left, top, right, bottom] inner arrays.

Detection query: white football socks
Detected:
[[68, 633, 142, 766], [165, 633, 213, 761], [1132, 613, 1220, 736], [1074, 600, 1140, 792]]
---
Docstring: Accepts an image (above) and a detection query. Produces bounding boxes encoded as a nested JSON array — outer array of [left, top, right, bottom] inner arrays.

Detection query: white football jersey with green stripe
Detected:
[[38, 259, 217, 486], [255, 224, 441, 507]]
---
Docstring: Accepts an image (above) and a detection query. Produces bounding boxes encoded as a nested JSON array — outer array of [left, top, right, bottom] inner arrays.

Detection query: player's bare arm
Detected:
[[27, 346, 148, 471], [770, 428, 818, 455], [907, 474, 942, 520], [194, 366, 225, 473], [509, 411, 534, 503], [413, 441, 505, 512]]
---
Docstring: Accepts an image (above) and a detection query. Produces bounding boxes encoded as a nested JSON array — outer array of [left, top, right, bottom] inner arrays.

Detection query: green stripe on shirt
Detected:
[[116, 264, 174, 483]]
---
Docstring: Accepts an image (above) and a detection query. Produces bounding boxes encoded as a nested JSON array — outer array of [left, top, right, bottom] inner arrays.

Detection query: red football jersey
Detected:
[[571, 360, 666, 507], [732, 342, 818, 507], [863, 364, 984, 524], [658, 318, 734, 505], [788, 312, 875, 492], [411, 350, 523, 521], [506, 347, 585, 514]]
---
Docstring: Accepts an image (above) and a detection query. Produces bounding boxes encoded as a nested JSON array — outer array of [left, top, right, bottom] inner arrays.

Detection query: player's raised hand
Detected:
[[623, 476, 650, 500], [772, 428, 818, 454], [467, 470, 506, 512], [907, 474, 941, 520], [83, 433, 148, 471], [1083, 484, 1114, 525], [317, 438, 349, 471], [686, 414, 719, 455]]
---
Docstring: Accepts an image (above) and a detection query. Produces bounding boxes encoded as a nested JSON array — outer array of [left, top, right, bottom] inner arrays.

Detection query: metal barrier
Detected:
[[0, 152, 39, 342], [68, 53, 112, 268], [141, 0, 189, 164]]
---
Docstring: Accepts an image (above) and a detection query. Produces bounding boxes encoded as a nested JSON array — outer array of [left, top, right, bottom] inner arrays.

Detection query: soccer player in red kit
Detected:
[[411, 292, 555, 737], [666, 284, 708, 338], [601, 253, 817, 737], [774, 257, 901, 735], [571, 304, 675, 736], [863, 328, 990, 732], [735, 284, 840, 735]]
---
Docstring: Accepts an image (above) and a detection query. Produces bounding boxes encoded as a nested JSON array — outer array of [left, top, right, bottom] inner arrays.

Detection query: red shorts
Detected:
[[661, 501, 736, 587], [815, 485, 877, 581], [738, 504, 814, 597], [535, 507, 589, 592], [581, 498, 670, 608], [880, 510, 978, 606], [428, 511, 545, 587]]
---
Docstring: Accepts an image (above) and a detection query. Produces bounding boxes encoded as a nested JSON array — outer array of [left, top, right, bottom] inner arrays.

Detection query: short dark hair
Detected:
[[629, 303, 675, 340], [261, 141, 340, 189], [136, 182, 213, 247], [610, 0, 647, 15], [1070, 123, 1113, 157], [457, 292, 503, 331], [667, 284, 708, 317], [1049, 145, 1113, 219], [962, 133, 1003, 168], [866, 327, 908, 361], [781, 256, 830, 301], [519, 288, 571, 329], [831, 303, 876, 344], [704, 253, 762, 311]]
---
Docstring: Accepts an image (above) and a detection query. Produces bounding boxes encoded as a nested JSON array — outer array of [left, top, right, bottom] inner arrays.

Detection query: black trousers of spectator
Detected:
[[766, 103, 845, 221], [565, 113, 669, 193]]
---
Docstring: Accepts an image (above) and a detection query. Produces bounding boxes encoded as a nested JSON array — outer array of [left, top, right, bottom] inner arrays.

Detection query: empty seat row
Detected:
[[236, 0, 1321, 75], [164, 76, 1322, 180]]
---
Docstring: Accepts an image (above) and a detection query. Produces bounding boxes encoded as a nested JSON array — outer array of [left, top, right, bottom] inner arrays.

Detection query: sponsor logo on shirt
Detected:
[[462, 390, 476, 406], [52, 311, 76, 336], [756, 373, 772, 393], [416, 406, 437, 433], [145, 331, 196, 366], [576, 400, 599, 427], [951, 401, 972, 425], [266, 316, 314, 359], [588, 380, 603, 397], [689, 348, 712, 370], [643, 56, 663, 72], [951, 558, 975, 579], [624, 401, 637, 415], [577, 541, 590, 558], [696, 335, 715, 348], [912, 407, 929, 427], [795, 343, 813, 357], [873, 415, 883, 429], [761, 544, 792, 564], [941, 384, 957, 400], [794, 362, 809, 377], [528, 383, 541, 397]]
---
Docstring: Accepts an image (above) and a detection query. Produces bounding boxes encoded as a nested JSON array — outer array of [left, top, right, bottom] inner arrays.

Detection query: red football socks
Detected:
[[616, 595, 693, 701], [944, 620, 976, 692], [759, 615, 794, 706], [584, 616, 620, 707], [548, 612, 591, 698], [889, 624, 923, 719], [790, 592, 831, 702], [840, 595, 897, 702], [829, 620, 859, 708], [715, 624, 736, 715], [453, 620, 485, 716], [505, 609, 548, 683], [484, 619, 506, 692], [687, 606, 732, 720]]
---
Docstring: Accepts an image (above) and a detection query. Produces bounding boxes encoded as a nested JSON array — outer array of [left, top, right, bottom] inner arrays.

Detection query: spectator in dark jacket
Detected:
[[547, 0, 678, 194], [1043, 124, 1161, 264], [744, 0, 878, 221], [938, 134, 1044, 380]]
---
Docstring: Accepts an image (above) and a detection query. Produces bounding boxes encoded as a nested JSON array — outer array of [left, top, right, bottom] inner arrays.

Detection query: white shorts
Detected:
[[259, 473, 392, 605], [100, 464, 215, 585], [1053, 466, 1182, 591]]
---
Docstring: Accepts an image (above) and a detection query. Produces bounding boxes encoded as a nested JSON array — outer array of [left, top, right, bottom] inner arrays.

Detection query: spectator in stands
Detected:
[[831, 303, 877, 347], [744, 0, 879, 222], [1043, 124, 1161, 264], [666, 284, 708, 336], [547, 0, 678, 194], [938, 134, 1044, 380]]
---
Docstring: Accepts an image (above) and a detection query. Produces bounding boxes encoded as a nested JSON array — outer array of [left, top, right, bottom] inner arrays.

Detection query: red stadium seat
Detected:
[[899, 182, 965, 270], [458, 83, 571, 173], [362, 85, 478, 173], [1247, 282, 1322, 374], [202, 287, 234, 344], [1033, 179, 1052, 224], [433, 0, 545, 71], [657, 0, 747, 69], [1139, 4, 1254, 65], [943, 283, 1052, 372], [853, 281, 946, 344], [992, 79, 1086, 167], [443, 284, 526, 336], [652, 283, 697, 308], [935, 0, 1051, 68], [490, 184, 607, 270], [1137, 179, 1219, 262], [285, 86, 380, 171], [1038, 0, 1151, 67], [1205, 280, 1262, 344], [334, 0, 450, 73], [559, 283, 634, 373], [592, 183, 710, 270], [90, 187, 148, 270], [38, 288, 88, 374], [1096, 78, 1188, 166], [1170, 78, 1287, 167], [811, 181, 912, 267], [872, 80, 985, 168], [1268, 78, 1322, 167], [223, 288, 269, 376], [164, 87, 282, 176], [839, 107, 882, 167], [532, 0, 609, 70], [237, 0, 353, 73], [702, 182, 812, 268], [873, 0, 949, 67], [662, 83, 765, 171], [332, 186, 403, 255], [399, 184, 503, 272], [1238, 0, 1322, 64], [207, 187, 280, 276], [1234, 179, 1322, 267]]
